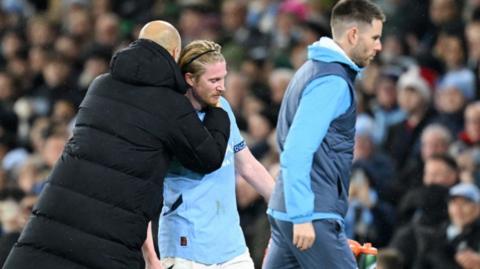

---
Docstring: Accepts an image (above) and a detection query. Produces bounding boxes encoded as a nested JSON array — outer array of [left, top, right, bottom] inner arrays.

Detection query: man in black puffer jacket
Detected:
[[3, 21, 230, 269]]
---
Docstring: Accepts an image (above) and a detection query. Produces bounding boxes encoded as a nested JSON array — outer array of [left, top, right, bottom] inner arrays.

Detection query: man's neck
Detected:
[[185, 90, 203, 111], [333, 38, 347, 52], [327, 37, 356, 68]]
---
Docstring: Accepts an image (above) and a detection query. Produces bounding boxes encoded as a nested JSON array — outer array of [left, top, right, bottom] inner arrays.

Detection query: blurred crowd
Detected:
[[0, 0, 480, 268]]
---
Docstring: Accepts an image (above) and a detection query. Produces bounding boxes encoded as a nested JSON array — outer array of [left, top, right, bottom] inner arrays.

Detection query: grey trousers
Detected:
[[262, 216, 357, 269]]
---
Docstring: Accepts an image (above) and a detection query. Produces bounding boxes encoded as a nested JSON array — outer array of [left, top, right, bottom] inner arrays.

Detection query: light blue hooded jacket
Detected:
[[268, 37, 361, 223]]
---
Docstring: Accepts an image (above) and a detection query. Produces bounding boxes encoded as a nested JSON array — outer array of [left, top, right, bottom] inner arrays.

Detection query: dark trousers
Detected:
[[263, 216, 357, 269]]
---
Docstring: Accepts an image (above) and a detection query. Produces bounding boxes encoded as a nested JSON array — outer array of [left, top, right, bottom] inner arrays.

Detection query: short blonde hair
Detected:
[[179, 40, 225, 80]]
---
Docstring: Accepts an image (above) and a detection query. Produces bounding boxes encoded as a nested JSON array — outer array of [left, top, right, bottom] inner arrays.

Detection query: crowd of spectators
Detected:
[[1, 0, 480, 268]]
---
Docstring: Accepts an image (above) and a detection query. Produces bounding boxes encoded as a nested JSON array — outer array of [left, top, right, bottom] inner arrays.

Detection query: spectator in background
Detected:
[[27, 46, 49, 90], [0, 105, 18, 149], [432, 30, 475, 136], [421, 0, 464, 53], [296, 20, 330, 48], [451, 101, 480, 154], [0, 188, 25, 267], [219, 0, 266, 70], [50, 99, 76, 127], [0, 72, 18, 111], [466, 19, 480, 62], [63, 6, 92, 49], [220, 0, 247, 42], [223, 71, 249, 131], [288, 42, 308, 70], [415, 183, 480, 269], [393, 123, 453, 203], [385, 66, 436, 171], [434, 73, 473, 137], [0, 31, 24, 64], [92, 13, 120, 51], [25, 16, 55, 47], [434, 30, 470, 73], [455, 147, 480, 185], [7, 51, 31, 94], [29, 124, 69, 194], [77, 47, 110, 92], [370, 67, 406, 145], [287, 16, 328, 70], [267, 68, 294, 118], [54, 34, 82, 70], [0, 137, 27, 183], [465, 19, 480, 92], [10, 121, 68, 195], [111, 0, 154, 23], [30, 53, 80, 116], [356, 60, 381, 110], [178, 3, 215, 46], [390, 154, 459, 268], [91, 0, 112, 19], [398, 154, 459, 224], [247, 109, 275, 157], [345, 167, 395, 248], [16, 157, 44, 195], [353, 114, 395, 202], [26, 117, 50, 156], [423, 154, 460, 187], [246, 0, 279, 35], [270, 0, 307, 56], [378, 33, 415, 67]]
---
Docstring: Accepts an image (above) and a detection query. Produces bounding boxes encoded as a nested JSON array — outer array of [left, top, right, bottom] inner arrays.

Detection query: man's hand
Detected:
[[455, 249, 480, 269], [293, 222, 316, 251]]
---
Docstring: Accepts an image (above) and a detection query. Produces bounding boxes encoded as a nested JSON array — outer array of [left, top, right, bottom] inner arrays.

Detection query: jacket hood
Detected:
[[109, 38, 187, 94], [307, 37, 361, 73]]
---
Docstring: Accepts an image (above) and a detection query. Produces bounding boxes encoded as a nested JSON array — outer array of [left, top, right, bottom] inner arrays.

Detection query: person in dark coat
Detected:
[[414, 183, 480, 269], [384, 66, 436, 171], [389, 154, 459, 268], [3, 20, 231, 269]]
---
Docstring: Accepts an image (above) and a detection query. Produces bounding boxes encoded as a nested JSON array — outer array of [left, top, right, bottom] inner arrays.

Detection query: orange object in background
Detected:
[[348, 239, 378, 257]]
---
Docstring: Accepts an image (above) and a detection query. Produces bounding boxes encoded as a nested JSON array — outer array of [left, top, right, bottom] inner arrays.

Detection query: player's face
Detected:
[[351, 19, 383, 67], [191, 61, 227, 107]]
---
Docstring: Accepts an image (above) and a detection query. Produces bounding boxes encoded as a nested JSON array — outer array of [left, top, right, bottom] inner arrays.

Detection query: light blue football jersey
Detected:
[[158, 97, 247, 264]]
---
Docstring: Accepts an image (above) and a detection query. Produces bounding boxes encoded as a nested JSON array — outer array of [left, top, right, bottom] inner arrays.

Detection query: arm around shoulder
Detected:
[[169, 102, 230, 174]]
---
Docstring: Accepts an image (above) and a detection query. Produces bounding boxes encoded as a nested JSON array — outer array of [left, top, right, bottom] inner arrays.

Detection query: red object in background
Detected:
[[419, 66, 439, 91], [348, 239, 378, 257]]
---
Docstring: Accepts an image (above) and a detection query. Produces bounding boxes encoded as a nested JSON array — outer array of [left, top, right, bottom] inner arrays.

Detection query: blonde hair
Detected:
[[179, 40, 225, 80]]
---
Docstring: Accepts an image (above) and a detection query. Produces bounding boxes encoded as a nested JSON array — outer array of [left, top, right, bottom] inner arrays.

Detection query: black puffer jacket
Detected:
[[3, 39, 230, 269]]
